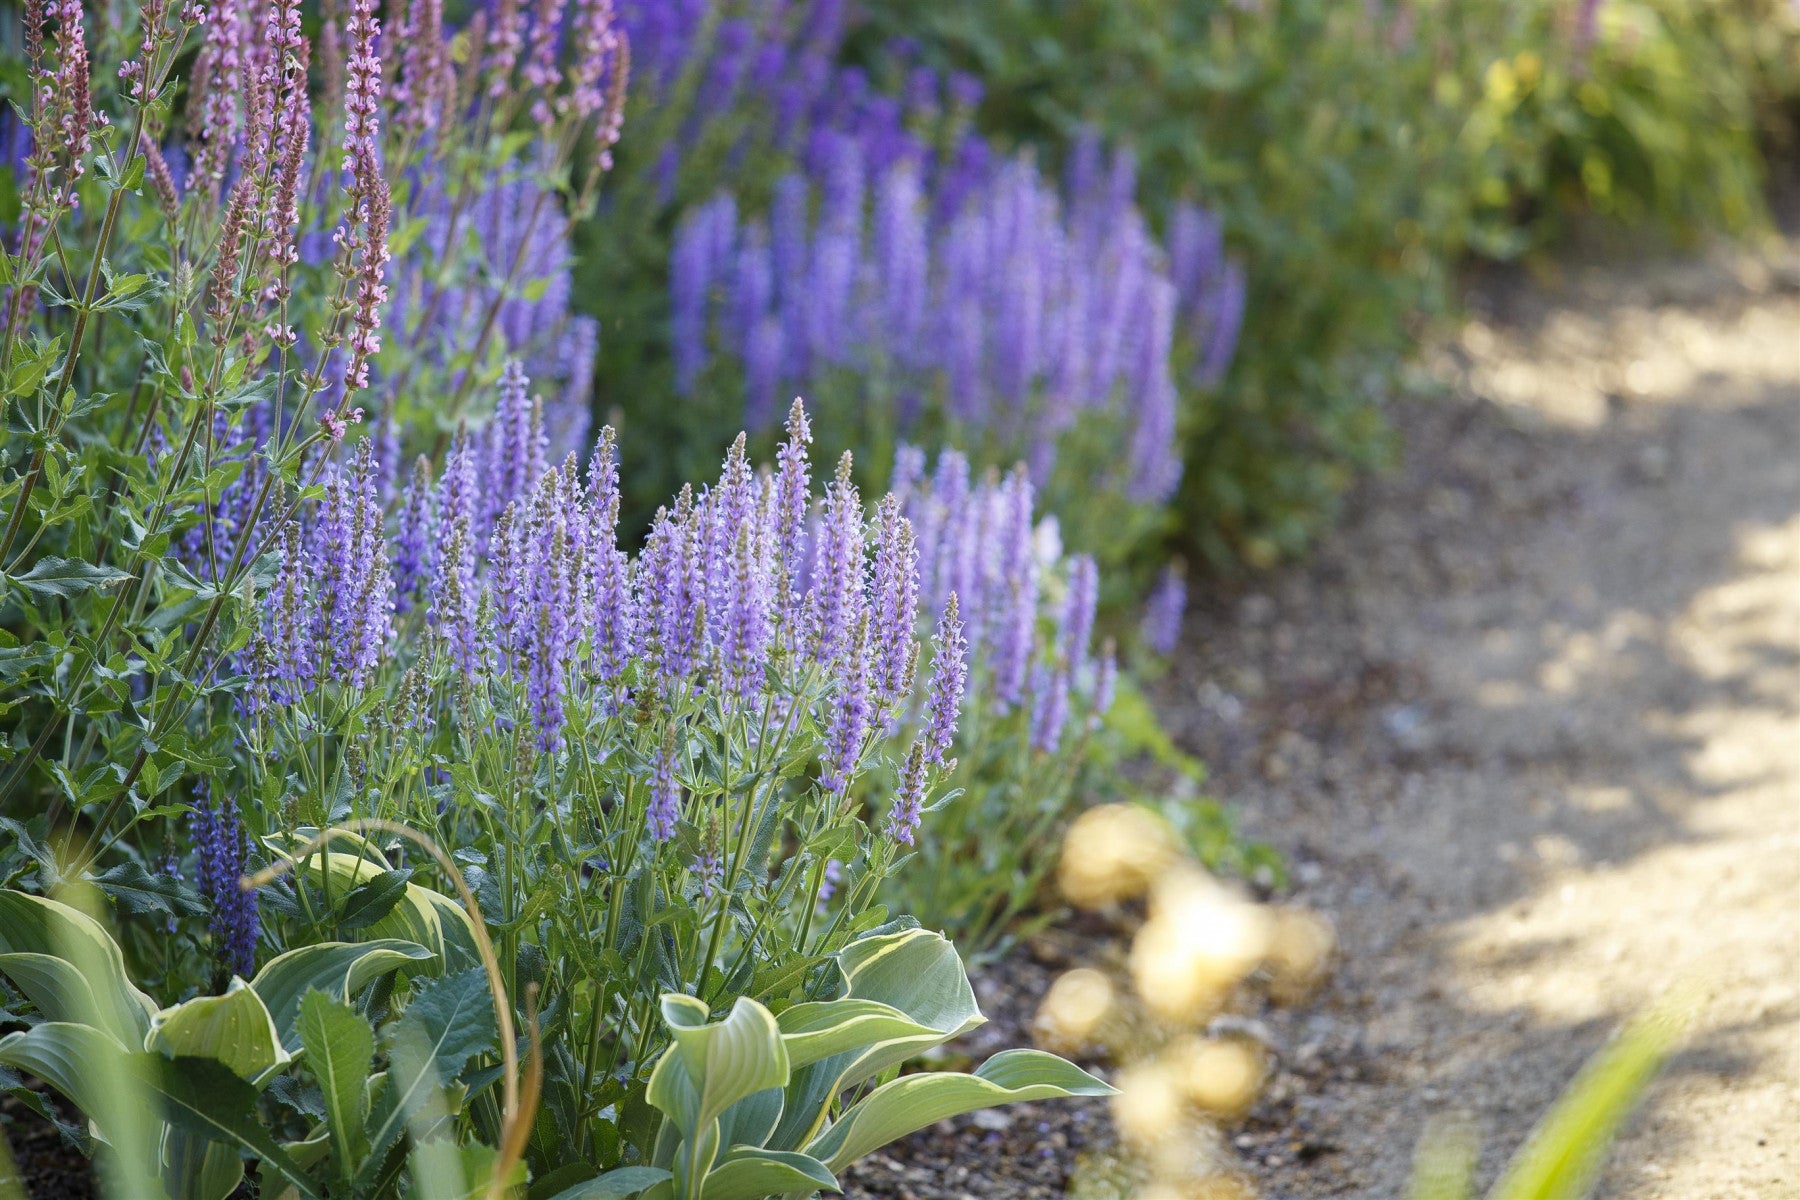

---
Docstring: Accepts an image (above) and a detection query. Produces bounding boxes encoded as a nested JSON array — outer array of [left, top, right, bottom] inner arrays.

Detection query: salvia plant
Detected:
[[0, 1, 1120, 1195], [579, 0, 1243, 568]]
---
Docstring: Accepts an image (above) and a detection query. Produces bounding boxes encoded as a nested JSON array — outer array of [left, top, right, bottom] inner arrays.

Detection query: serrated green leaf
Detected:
[[6, 556, 133, 600], [90, 860, 205, 920], [297, 989, 373, 1184]]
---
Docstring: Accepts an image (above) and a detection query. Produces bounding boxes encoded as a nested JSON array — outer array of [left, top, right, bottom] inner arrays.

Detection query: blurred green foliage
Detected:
[[854, 0, 1800, 566]]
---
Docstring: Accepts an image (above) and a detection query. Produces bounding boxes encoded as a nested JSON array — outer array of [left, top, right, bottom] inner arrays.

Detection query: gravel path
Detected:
[[847, 224, 1800, 1200], [1170, 229, 1800, 1199]]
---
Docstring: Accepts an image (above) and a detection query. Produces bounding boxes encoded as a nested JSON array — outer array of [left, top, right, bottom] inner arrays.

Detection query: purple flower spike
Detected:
[[586, 427, 634, 686], [1061, 554, 1098, 673], [191, 779, 259, 978], [885, 740, 928, 846], [394, 455, 437, 614], [991, 469, 1038, 712], [807, 453, 866, 667], [773, 399, 813, 636], [821, 617, 871, 796], [1031, 665, 1071, 752], [922, 594, 968, 768], [649, 734, 681, 843], [869, 495, 920, 714], [1142, 565, 1187, 657]]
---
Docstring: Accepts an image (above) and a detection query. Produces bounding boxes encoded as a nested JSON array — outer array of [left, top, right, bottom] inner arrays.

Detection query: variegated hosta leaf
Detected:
[[0, 1021, 132, 1129], [147, 977, 294, 1200], [699, 1146, 836, 1200], [804, 1048, 1114, 1173], [650, 996, 791, 1141], [250, 939, 437, 1052], [147, 977, 291, 1083], [261, 832, 483, 974], [0, 890, 156, 1044], [769, 928, 983, 1152]]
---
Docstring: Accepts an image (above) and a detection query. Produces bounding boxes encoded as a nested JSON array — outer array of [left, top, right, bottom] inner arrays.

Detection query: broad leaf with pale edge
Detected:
[[0, 890, 156, 1044], [0, 1021, 131, 1124], [648, 995, 791, 1141], [542, 1165, 673, 1199], [298, 990, 374, 1185], [146, 977, 290, 1082], [141, 1053, 323, 1200], [147, 979, 293, 1200], [699, 1146, 836, 1200], [770, 929, 983, 1152], [250, 939, 435, 1051], [804, 1049, 1114, 1173], [265, 831, 482, 972]]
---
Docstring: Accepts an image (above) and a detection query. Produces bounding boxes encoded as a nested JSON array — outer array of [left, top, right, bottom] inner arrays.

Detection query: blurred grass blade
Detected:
[[1488, 995, 1694, 1200], [0, 1126, 25, 1200], [1409, 1117, 1478, 1200], [45, 881, 165, 1200]]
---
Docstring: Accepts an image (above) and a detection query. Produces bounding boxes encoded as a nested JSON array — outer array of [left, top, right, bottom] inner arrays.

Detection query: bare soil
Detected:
[[847, 224, 1800, 1198]]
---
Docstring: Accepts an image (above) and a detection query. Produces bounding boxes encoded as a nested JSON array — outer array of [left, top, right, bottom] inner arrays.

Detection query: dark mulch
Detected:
[[3, 1087, 95, 1200]]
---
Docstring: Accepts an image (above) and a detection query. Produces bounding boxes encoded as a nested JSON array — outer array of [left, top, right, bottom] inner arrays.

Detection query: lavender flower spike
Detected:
[[649, 733, 681, 843], [1142, 564, 1187, 657], [922, 593, 968, 768], [886, 740, 928, 846]]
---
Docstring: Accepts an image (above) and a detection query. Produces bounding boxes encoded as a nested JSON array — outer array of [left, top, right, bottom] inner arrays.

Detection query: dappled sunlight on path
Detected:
[[1164, 232, 1800, 1198]]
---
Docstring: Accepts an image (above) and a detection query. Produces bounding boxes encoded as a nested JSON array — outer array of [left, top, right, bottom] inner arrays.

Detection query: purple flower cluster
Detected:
[[894, 445, 1112, 752], [385, 168, 600, 456], [644, 4, 1244, 507], [190, 779, 259, 978], [1141, 564, 1188, 658], [261, 440, 394, 695], [251, 395, 1113, 859]]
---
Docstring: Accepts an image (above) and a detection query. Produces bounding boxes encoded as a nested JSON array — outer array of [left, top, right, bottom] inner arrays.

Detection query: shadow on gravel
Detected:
[[1151, 258, 1799, 1197]]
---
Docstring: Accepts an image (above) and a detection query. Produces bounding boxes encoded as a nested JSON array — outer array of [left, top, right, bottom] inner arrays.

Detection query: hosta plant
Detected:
[[0, 886, 517, 1199], [547, 928, 1112, 1200]]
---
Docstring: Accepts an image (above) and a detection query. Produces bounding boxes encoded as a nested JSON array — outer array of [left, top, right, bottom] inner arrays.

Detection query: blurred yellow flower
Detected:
[[1059, 803, 1180, 910], [1035, 967, 1117, 1053]]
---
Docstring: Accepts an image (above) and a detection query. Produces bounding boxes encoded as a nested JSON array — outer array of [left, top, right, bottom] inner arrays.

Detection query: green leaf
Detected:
[[0, 1022, 131, 1122], [91, 860, 206, 920], [146, 978, 291, 1083], [297, 990, 373, 1184], [804, 1049, 1114, 1173], [542, 1166, 673, 1200], [267, 832, 482, 974], [390, 967, 496, 1086], [334, 868, 414, 931], [0, 891, 156, 1044], [1487, 999, 1690, 1200], [647, 996, 790, 1143], [142, 1054, 323, 1200], [357, 967, 497, 1188], [700, 1147, 836, 1200], [776, 999, 946, 1072], [251, 940, 436, 1052], [6, 556, 133, 600], [0, 953, 116, 1032], [769, 930, 983, 1152]]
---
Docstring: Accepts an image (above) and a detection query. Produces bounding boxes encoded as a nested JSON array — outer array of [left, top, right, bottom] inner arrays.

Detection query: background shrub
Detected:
[[850, 0, 1800, 565]]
